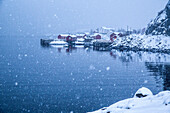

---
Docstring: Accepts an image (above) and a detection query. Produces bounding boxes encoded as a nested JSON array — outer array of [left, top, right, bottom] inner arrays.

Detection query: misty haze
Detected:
[[0, 0, 170, 113]]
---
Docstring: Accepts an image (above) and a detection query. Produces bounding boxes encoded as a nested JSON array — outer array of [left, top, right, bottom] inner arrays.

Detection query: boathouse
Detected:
[[58, 34, 69, 40], [110, 33, 116, 38], [76, 33, 86, 38], [110, 33, 117, 41], [66, 35, 77, 42], [118, 33, 123, 37], [91, 34, 102, 39]]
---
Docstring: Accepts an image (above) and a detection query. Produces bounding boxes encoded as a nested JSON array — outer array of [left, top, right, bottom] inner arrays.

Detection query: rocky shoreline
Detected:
[[110, 35, 170, 54]]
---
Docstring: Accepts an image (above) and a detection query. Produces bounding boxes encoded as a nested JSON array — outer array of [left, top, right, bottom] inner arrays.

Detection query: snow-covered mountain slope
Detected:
[[89, 87, 170, 113], [111, 34, 170, 53], [145, 0, 170, 36]]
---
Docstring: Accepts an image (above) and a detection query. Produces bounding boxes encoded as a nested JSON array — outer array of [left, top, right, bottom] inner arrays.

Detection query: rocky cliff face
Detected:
[[145, 0, 170, 36]]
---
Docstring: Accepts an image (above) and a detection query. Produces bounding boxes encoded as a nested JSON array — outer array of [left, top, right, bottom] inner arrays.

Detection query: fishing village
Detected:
[[1, 0, 170, 113], [40, 27, 131, 51]]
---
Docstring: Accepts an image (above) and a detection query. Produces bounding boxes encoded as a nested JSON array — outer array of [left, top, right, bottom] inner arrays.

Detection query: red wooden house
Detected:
[[118, 33, 123, 37], [110, 33, 117, 41], [66, 35, 77, 42], [91, 34, 102, 39], [58, 34, 69, 40]]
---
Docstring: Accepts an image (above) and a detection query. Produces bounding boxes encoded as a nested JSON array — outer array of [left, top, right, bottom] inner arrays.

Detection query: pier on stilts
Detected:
[[40, 38, 113, 51], [40, 39, 54, 46], [93, 40, 112, 51]]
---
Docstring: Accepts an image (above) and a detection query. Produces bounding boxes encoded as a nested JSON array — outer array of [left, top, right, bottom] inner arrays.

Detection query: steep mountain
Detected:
[[145, 0, 170, 36]]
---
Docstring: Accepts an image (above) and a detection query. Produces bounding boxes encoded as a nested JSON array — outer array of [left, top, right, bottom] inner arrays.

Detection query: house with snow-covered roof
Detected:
[[58, 34, 69, 40], [76, 33, 86, 38], [110, 32, 124, 41], [66, 35, 77, 42], [91, 33, 102, 39]]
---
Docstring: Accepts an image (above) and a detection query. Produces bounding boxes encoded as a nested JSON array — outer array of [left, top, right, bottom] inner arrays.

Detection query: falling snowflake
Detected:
[[144, 80, 148, 83], [106, 67, 110, 71], [18, 54, 22, 60], [24, 54, 28, 57], [89, 65, 95, 70], [15, 82, 18, 86]]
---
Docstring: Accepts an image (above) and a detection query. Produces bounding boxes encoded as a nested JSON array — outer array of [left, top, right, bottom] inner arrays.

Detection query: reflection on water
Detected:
[[0, 37, 169, 113], [109, 50, 170, 90], [110, 50, 170, 63], [145, 62, 170, 90], [42, 45, 91, 53], [45, 45, 170, 91]]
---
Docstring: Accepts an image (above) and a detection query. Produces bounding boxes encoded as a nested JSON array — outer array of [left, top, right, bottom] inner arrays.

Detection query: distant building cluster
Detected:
[[56, 26, 142, 42]]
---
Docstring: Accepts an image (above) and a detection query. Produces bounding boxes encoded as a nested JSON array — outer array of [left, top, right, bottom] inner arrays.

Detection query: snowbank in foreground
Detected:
[[89, 87, 170, 113], [111, 35, 170, 53]]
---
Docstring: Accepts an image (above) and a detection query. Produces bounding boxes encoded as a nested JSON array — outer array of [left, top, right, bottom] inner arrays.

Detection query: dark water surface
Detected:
[[0, 36, 169, 113]]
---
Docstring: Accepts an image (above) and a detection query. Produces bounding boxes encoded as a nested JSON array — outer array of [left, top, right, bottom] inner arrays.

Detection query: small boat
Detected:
[[51, 45, 65, 48], [75, 41, 84, 45], [75, 38, 85, 45], [50, 40, 67, 45]]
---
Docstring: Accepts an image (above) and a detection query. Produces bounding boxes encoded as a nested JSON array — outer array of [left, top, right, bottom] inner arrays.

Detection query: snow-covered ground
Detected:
[[89, 87, 170, 113], [111, 35, 170, 53]]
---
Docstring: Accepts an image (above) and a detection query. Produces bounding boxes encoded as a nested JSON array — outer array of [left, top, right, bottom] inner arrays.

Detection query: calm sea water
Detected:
[[0, 36, 169, 113]]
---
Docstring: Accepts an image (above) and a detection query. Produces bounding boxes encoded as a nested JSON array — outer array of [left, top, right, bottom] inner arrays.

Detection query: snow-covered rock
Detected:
[[88, 87, 170, 113], [145, 0, 170, 36], [134, 87, 153, 98]]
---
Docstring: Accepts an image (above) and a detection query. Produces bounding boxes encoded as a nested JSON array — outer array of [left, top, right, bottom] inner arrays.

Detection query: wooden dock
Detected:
[[40, 39, 77, 46], [40, 39, 113, 51], [93, 40, 112, 51], [40, 39, 54, 46]]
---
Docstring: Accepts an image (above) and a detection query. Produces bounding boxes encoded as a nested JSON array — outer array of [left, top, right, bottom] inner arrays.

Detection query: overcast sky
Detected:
[[0, 0, 168, 36]]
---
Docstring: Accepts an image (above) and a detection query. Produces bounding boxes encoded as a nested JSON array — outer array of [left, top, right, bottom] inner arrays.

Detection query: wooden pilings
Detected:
[[40, 39, 54, 46], [93, 41, 112, 51], [40, 39, 113, 51]]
